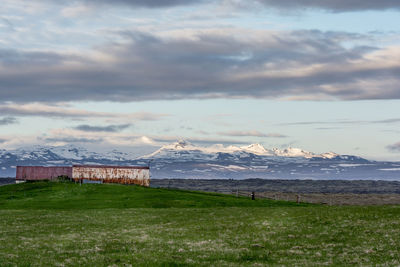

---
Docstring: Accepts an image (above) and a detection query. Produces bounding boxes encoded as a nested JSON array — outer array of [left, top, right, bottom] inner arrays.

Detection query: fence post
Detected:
[[251, 192, 255, 200], [297, 194, 300, 203]]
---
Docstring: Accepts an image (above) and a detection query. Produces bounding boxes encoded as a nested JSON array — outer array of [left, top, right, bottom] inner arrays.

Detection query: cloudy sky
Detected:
[[0, 0, 400, 160]]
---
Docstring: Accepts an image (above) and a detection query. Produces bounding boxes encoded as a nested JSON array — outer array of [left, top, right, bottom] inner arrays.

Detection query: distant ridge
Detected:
[[141, 140, 340, 159], [1, 140, 399, 180]]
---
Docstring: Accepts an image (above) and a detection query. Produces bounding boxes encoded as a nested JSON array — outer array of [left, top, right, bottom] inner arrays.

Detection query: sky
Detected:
[[0, 0, 400, 160]]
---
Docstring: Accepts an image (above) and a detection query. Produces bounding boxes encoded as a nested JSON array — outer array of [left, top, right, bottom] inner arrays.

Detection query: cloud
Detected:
[[61, 4, 94, 17], [387, 142, 400, 152], [74, 124, 131, 132], [279, 120, 360, 126], [0, 103, 167, 120], [1, 29, 400, 102], [89, 0, 207, 7], [0, 138, 7, 143], [315, 127, 343, 130], [0, 134, 39, 148], [40, 0, 207, 9], [252, 0, 400, 12], [43, 137, 103, 143], [279, 117, 400, 126], [44, 128, 162, 147], [0, 117, 17, 126], [20, 0, 400, 11], [374, 118, 400, 124], [34, 128, 152, 148], [219, 130, 287, 138], [38, 127, 250, 148], [0, 16, 15, 32]]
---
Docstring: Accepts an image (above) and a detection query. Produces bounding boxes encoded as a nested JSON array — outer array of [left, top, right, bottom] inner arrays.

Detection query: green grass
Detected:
[[0, 181, 304, 209], [0, 182, 400, 266]]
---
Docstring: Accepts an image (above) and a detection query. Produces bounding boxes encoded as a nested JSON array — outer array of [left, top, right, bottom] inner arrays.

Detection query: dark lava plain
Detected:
[[151, 178, 400, 205]]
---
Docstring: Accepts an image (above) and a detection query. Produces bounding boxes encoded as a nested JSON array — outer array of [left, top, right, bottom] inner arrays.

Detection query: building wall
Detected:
[[72, 165, 150, 186], [16, 166, 72, 181]]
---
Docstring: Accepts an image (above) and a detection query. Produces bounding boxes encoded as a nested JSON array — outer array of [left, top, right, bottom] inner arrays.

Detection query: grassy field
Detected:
[[0, 182, 400, 266]]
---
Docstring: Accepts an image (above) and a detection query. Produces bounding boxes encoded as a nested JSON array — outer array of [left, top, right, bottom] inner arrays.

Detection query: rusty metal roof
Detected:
[[17, 165, 149, 169], [16, 165, 70, 168]]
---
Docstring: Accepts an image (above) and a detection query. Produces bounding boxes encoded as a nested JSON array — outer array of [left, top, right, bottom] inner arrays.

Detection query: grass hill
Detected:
[[0, 181, 304, 210], [0, 181, 400, 266]]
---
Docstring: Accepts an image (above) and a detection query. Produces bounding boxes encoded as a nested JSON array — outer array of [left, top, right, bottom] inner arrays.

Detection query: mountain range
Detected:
[[1, 140, 399, 180]]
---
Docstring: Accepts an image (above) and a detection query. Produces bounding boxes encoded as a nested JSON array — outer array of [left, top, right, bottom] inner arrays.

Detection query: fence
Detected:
[[232, 190, 318, 204]]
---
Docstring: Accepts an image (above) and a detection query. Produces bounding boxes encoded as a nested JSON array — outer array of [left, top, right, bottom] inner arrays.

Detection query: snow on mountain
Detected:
[[272, 147, 315, 158], [143, 140, 240, 160], [41, 145, 91, 160], [10, 145, 93, 161], [141, 140, 338, 159], [8, 144, 138, 162], [320, 152, 340, 159], [240, 144, 271, 155]]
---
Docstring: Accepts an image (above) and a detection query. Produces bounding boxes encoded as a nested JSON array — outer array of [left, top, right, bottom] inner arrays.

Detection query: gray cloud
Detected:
[[0, 117, 17, 126], [0, 17, 15, 32], [280, 118, 400, 126], [0, 103, 166, 120], [374, 118, 400, 124], [279, 120, 359, 126], [36, 0, 207, 8], [43, 137, 103, 143], [36, 0, 400, 11], [0, 30, 399, 103], [253, 0, 400, 12], [74, 124, 131, 132], [219, 130, 287, 138], [0, 138, 7, 143], [387, 142, 400, 152], [315, 127, 343, 130], [0, 49, 68, 66], [83, 0, 206, 7]]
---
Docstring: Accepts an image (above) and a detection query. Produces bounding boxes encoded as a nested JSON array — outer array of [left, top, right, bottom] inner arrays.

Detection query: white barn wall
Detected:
[[72, 165, 150, 186]]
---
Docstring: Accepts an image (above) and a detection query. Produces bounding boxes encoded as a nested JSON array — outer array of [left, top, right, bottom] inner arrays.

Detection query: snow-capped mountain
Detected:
[[137, 140, 400, 180], [1, 141, 399, 180], [142, 140, 338, 159]]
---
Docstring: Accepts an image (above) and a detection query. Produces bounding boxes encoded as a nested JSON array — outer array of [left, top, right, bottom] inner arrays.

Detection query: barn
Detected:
[[16, 165, 150, 186], [72, 165, 150, 186], [16, 166, 72, 182]]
